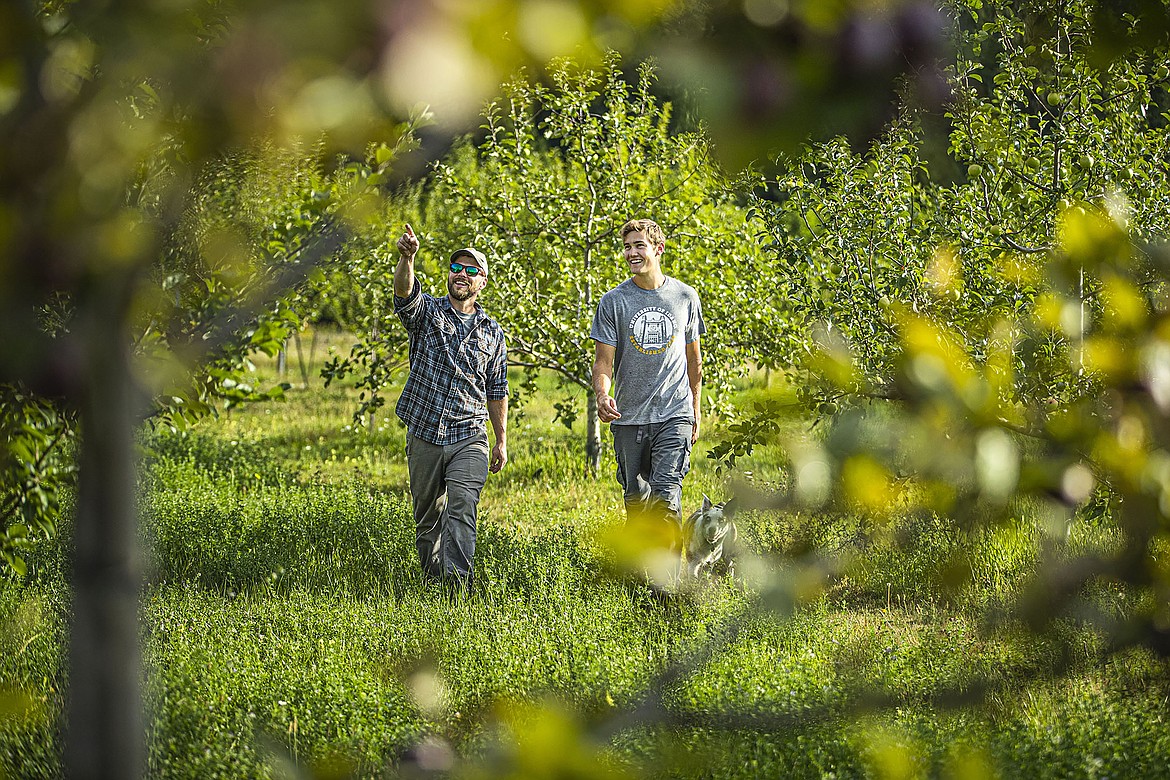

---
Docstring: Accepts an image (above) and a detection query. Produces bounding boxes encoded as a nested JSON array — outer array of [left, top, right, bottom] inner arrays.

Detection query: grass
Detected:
[[1, 326, 1169, 778]]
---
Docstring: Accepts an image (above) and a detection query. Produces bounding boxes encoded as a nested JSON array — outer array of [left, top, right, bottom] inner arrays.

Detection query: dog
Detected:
[[682, 495, 739, 580]]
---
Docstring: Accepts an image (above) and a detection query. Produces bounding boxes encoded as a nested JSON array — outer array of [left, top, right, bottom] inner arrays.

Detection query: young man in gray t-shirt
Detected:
[[590, 218, 705, 591]]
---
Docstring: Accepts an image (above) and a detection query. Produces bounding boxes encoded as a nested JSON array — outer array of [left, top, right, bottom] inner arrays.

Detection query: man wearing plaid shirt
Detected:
[[393, 224, 508, 593]]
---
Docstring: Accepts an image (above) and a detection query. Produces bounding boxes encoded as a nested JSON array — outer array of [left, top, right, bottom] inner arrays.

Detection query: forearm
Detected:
[[487, 398, 508, 446], [592, 342, 622, 422], [686, 341, 703, 420], [393, 255, 415, 298], [591, 359, 613, 399]]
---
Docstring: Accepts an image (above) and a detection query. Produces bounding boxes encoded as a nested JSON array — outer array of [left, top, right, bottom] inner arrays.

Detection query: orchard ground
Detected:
[[1, 327, 1168, 779]]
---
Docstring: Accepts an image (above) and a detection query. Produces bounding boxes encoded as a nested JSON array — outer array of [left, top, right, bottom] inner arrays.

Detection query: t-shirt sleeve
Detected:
[[590, 294, 618, 346]]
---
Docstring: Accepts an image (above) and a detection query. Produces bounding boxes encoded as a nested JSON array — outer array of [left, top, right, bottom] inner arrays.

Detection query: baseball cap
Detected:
[[450, 247, 488, 277]]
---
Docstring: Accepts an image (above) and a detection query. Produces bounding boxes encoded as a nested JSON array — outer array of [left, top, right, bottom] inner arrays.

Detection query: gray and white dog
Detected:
[[682, 495, 738, 579]]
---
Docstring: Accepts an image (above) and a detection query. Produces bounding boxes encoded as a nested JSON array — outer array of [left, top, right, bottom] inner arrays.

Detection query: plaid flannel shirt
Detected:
[[393, 279, 508, 446]]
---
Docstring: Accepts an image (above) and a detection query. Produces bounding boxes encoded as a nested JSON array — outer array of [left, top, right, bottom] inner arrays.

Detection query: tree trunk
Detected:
[[308, 326, 319, 380], [293, 327, 309, 387], [585, 393, 601, 477], [368, 318, 379, 430], [67, 302, 144, 778]]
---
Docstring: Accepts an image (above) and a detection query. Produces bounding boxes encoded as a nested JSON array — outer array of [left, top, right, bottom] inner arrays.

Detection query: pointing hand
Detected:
[[397, 223, 419, 258]]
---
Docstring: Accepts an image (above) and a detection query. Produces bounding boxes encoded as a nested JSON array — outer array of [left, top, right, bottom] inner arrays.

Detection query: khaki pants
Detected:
[[406, 430, 490, 587]]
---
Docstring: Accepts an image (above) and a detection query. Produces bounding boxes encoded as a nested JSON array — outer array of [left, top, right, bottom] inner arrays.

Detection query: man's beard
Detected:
[[448, 279, 475, 301]]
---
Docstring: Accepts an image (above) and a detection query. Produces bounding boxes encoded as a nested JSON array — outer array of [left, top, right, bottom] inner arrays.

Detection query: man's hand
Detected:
[[397, 223, 419, 259], [597, 393, 622, 423], [394, 224, 420, 298], [691, 415, 701, 445], [490, 442, 508, 473]]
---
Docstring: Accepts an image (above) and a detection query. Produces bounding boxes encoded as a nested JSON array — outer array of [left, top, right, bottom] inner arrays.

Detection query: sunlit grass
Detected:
[[219, 325, 786, 529], [1, 326, 1168, 778]]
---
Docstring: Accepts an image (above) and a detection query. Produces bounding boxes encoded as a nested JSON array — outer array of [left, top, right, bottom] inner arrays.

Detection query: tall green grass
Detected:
[[1, 328, 1168, 778]]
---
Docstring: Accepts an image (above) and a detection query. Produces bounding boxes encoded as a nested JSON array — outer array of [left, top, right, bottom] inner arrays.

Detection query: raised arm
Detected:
[[394, 223, 419, 299]]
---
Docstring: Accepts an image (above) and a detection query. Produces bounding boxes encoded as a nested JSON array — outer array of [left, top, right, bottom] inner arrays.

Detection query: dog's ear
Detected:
[[702, 494, 712, 511], [723, 497, 738, 517]]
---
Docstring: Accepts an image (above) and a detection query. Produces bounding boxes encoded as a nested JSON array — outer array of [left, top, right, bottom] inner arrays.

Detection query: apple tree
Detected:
[[738, 0, 1170, 418], [709, 0, 1170, 664], [400, 54, 786, 474]]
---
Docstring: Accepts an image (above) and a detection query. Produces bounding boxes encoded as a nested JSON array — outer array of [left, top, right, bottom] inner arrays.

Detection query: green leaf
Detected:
[[6, 555, 26, 577]]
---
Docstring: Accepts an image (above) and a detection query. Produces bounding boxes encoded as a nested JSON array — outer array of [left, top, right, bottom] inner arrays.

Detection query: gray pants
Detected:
[[612, 418, 693, 524], [406, 430, 490, 586]]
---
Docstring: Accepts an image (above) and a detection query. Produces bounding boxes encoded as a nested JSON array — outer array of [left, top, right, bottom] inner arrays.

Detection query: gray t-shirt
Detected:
[[590, 277, 706, 426], [453, 308, 476, 339]]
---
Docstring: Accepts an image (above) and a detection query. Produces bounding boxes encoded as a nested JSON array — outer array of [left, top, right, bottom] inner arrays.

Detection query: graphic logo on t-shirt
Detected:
[[628, 306, 677, 355]]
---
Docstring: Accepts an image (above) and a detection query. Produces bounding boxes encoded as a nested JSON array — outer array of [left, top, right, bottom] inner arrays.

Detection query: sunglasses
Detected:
[[449, 262, 482, 277]]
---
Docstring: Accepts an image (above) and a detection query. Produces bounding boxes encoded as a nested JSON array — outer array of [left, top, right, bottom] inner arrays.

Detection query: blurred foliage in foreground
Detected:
[[713, 0, 1170, 664]]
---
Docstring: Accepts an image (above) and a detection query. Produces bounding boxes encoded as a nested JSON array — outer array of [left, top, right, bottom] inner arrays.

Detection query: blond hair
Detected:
[[620, 219, 665, 247]]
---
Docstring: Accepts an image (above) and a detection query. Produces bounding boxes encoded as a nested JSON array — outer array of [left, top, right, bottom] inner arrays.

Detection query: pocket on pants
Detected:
[[612, 433, 630, 492]]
